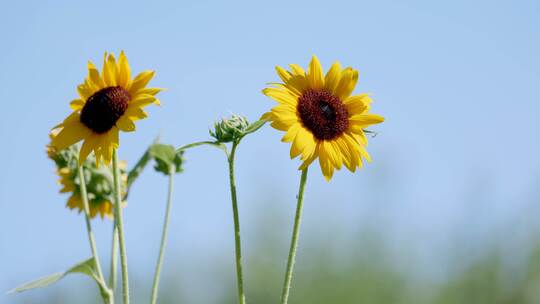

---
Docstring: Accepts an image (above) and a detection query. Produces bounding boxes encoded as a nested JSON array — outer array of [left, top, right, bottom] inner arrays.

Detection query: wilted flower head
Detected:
[[210, 114, 250, 143], [47, 132, 127, 219]]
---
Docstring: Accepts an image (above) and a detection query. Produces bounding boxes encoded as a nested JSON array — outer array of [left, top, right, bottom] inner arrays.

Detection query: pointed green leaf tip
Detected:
[[8, 258, 106, 294]]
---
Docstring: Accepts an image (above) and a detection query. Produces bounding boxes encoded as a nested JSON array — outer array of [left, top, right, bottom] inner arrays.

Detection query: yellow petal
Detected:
[[108, 127, 120, 148], [358, 144, 371, 163], [94, 145, 102, 167], [271, 104, 297, 117], [292, 127, 316, 160], [129, 71, 155, 95], [69, 99, 85, 110], [282, 123, 301, 143], [103, 53, 117, 87], [343, 132, 366, 166], [344, 94, 372, 115], [334, 68, 359, 100], [318, 142, 334, 181], [324, 61, 342, 93], [289, 64, 305, 76], [97, 134, 114, 165], [271, 119, 296, 131], [290, 140, 302, 159], [307, 55, 324, 89], [130, 94, 157, 107], [349, 114, 385, 126], [124, 106, 148, 120], [87, 61, 104, 89], [116, 116, 136, 132], [52, 122, 91, 151], [285, 75, 308, 96], [272, 111, 298, 128], [135, 87, 164, 96], [79, 135, 98, 164], [276, 66, 292, 83], [262, 88, 298, 106], [299, 144, 319, 170], [267, 82, 301, 97], [117, 50, 131, 88], [336, 137, 356, 172], [324, 140, 342, 170], [77, 83, 93, 100], [260, 112, 272, 121]]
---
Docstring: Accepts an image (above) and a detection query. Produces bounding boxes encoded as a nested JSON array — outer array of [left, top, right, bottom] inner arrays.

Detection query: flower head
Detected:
[[47, 132, 127, 219], [51, 51, 162, 165], [262, 56, 384, 180], [210, 114, 250, 143]]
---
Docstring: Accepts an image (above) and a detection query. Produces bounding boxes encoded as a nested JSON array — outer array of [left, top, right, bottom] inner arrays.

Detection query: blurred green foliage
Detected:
[[14, 235, 540, 304]]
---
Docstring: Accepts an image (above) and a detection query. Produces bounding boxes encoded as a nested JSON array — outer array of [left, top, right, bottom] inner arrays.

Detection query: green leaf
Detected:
[[8, 258, 106, 294], [149, 143, 183, 175], [149, 144, 176, 164], [240, 120, 266, 138]]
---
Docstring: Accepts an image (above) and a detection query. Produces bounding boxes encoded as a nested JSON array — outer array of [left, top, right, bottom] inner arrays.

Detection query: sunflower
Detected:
[[48, 128, 128, 219], [51, 51, 162, 165], [262, 56, 384, 180], [56, 163, 128, 219]]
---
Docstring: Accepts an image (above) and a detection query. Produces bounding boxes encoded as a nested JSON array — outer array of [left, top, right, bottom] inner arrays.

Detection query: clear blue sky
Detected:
[[1, 0, 539, 302]]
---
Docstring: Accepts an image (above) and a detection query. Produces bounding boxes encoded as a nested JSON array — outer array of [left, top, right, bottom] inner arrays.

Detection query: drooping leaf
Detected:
[[149, 144, 176, 165], [9, 258, 106, 294], [149, 144, 177, 175]]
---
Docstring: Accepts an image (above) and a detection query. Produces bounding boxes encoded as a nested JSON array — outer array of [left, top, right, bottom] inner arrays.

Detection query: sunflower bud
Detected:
[[210, 114, 250, 143]]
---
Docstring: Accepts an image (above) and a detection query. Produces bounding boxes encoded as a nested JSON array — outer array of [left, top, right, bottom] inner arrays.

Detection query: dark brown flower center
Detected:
[[80, 86, 130, 133], [297, 89, 349, 140]]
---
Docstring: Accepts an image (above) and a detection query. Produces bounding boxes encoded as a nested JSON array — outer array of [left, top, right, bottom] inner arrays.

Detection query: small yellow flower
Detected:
[[262, 56, 384, 180], [51, 51, 162, 165]]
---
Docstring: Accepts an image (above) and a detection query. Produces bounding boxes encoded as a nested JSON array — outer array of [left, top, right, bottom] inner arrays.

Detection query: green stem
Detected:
[[77, 165, 112, 304], [177, 140, 219, 151], [150, 171, 175, 304], [112, 149, 130, 304], [109, 224, 118, 295], [280, 168, 309, 304], [227, 141, 246, 304]]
